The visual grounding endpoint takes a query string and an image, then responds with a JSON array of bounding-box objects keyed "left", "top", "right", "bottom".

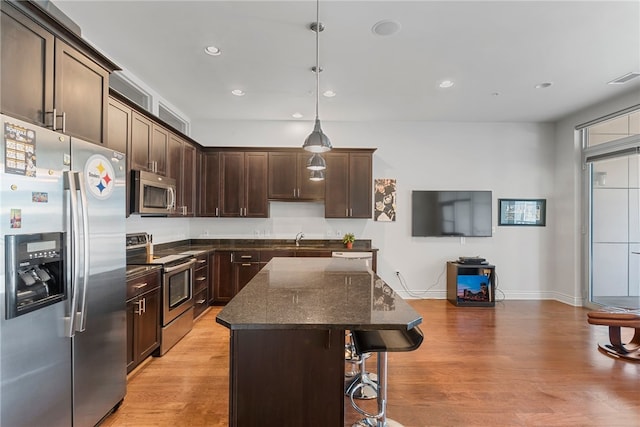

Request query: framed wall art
[
  {"left": 498, "top": 198, "right": 546, "bottom": 226},
  {"left": 374, "top": 178, "right": 396, "bottom": 222}
]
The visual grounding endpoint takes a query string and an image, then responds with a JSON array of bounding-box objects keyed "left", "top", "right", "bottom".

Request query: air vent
[
  {"left": 608, "top": 72, "right": 640, "bottom": 85},
  {"left": 158, "top": 104, "right": 188, "bottom": 134},
  {"left": 109, "top": 73, "right": 151, "bottom": 110}
]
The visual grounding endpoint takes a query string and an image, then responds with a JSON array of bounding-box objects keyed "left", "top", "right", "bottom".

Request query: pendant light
[
  {"left": 307, "top": 153, "right": 326, "bottom": 171},
  {"left": 302, "top": 0, "right": 332, "bottom": 154},
  {"left": 309, "top": 170, "right": 325, "bottom": 181}
]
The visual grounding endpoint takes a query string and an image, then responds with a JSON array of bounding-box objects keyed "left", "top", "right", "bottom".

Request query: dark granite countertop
[
  {"left": 215, "top": 257, "right": 422, "bottom": 331},
  {"left": 148, "top": 238, "right": 378, "bottom": 258}
]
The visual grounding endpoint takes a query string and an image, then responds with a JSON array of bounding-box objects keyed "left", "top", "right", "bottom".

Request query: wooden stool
[{"left": 587, "top": 307, "right": 640, "bottom": 362}]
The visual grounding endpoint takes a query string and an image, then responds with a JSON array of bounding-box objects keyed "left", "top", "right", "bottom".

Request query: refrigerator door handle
[
  {"left": 76, "top": 171, "right": 91, "bottom": 332},
  {"left": 64, "top": 171, "right": 80, "bottom": 338}
]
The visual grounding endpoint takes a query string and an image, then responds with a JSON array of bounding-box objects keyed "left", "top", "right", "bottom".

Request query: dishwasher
[{"left": 332, "top": 251, "right": 373, "bottom": 269}]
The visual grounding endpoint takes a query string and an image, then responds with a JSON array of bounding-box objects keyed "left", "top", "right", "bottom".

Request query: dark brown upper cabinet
[
  {"left": 130, "top": 111, "right": 152, "bottom": 171},
  {"left": 0, "top": 2, "right": 116, "bottom": 145},
  {"left": 168, "top": 134, "right": 197, "bottom": 216},
  {"left": 130, "top": 111, "right": 168, "bottom": 175},
  {"left": 324, "top": 150, "right": 374, "bottom": 219},
  {"left": 150, "top": 124, "right": 168, "bottom": 175},
  {"left": 199, "top": 151, "right": 221, "bottom": 217},
  {"left": 220, "top": 151, "right": 268, "bottom": 218},
  {"left": 268, "top": 151, "right": 325, "bottom": 201},
  {"left": 107, "top": 97, "right": 130, "bottom": 156}
]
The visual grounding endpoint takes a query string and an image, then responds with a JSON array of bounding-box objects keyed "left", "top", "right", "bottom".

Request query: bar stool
[
  {"left": 345, "top": 331, "right": 377, "bottom": 399},
  {"left": 349, "top": 326, "right": 424, "bottom": 427}
]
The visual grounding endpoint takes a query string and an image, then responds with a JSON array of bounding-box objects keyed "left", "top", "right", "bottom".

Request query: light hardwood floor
[{"left": 101, "top": 300, "right": 640, "bottom": 427}]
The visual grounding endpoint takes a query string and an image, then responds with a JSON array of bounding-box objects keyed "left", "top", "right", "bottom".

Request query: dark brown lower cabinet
[
  {"left": 213, "top": 251, "right": 234, "bottom": 304},
  {"left": 229, "top": 328, "right": 344, "bottom": 426},
  {"left": 193, "top": 254, "right": 209, "bottom": 318},
  {"left": 233, "top": 262, "right": 261, "bottom": 293},
  {"left": 126, "top": 272, "right": 161, "bottom": 373}
]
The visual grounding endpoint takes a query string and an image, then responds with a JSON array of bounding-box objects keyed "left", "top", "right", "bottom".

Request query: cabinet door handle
[
  {"left": 345, "top": 208, "right": 349, "bottom": 217},
  {"left": 133, "top": 282, "right": 148, "bottom": 289},
  {"left": 134, "top": 300, "right": 141, "bottom": 315},
  {"left": 241, "top": 263, "right": 252, "bottom": 267},
  {"left": 46, "top": 108, "right": 57, "bottom": 130},
  {"left": 215, "top": 207, "right": 219, "bottom": 217},
  {"left": 196, "top": 276, "right": 207, "bottom": 281},
  {"left": 196, "top": 299, "right": 206, "bottom": 304},
  {"left": 60, "top": 111, "right": 66, "bottom": 134},
  {"left": 240, "top": 255, "right": 253, "bottom": 259},
  {"left": 197, "top": 260, "right": 207, "bottom": 264},
  {"left": 141, "top": 297, "right": 146, "bottom": 314},
  {"left": 45, "top": 109, "right": 66, "bottom": 132}
]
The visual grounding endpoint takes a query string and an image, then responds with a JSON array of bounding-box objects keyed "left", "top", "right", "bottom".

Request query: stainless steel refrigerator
[{"left": 0, "top": 114, "right": 127, "bottom": 426}]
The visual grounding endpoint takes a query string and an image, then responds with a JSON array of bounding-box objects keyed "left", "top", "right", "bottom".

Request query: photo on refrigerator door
[{"left": 4, "top": 121, "right": 36, "bottom": 176}]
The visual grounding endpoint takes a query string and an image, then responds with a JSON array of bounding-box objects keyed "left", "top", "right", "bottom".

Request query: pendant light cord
[{"left": 315, "top": 0, "right": 320, "bottom": 121}]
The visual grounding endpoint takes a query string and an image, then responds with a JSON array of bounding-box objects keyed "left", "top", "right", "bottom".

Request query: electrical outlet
[{"left": 336, "top": 230, "right": 342, "bottom": 237}]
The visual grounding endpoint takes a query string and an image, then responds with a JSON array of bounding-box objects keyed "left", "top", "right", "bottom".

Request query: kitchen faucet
[{"left": 295, "top": 232, "right": 305, "bottom": 247}]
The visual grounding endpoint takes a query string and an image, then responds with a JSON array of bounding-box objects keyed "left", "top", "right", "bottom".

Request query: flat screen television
[{"left": 412, "top": 190, "right": 492, "bottom": 237}]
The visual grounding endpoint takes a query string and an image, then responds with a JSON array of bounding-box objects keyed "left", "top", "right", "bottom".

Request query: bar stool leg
[
  {"left": 351, "top": 352, "right": 404, "bottom": 427},
  {"left": 345, "top": 352, "right": 377, "bottom": 399}
]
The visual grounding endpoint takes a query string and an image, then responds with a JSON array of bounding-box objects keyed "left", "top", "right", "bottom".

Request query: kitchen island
[{"left": 216, "top": 257, "right": 422, "bottom": 427}]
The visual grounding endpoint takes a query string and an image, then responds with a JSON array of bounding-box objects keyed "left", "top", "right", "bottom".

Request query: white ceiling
[{"left": 54, "top": 0, "right": 640, "bottom": 124}]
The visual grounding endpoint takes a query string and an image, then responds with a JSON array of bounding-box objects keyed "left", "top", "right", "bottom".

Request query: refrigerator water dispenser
[{"left": 5, "top": 232, "right": 66, "bottom": 319}]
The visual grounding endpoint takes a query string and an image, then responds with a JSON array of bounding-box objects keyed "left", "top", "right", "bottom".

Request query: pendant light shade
[
  {"left": 309, "top": 170, "right": 325, "bottom": 181},
  {"left": 303, "top": 119, "right": 332, "bottom": 153},
  {"left": 307, "top": 153, "right": 326, "bottom": 171},
  {"left": 303, "top": 0, "right": 332, "bottom": 153}
]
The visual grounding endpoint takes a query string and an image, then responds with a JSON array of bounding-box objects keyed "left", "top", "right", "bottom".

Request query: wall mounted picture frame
[
  {"left": 498, "top": 198, "right": 546, "bottom": 226},
  {"left": 374, "top": 178, "right": 396, "bottom": 222}
]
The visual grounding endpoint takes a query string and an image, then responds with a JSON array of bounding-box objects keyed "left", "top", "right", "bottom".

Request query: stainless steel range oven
[
  {"left": 126, "top": 233, "right": 195, "bottom": 355},
  {"left": 158, "top": 255, "right": 195, "bottom": 355}
]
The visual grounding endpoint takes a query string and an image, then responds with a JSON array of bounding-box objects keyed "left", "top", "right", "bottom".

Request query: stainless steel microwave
[{"left": 131, "top": 170, "right": 176, "bottom": 215}]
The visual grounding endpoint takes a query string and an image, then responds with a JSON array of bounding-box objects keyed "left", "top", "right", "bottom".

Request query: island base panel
[{"left": 229, "top": 328, "right": 345, "bottom": 426}]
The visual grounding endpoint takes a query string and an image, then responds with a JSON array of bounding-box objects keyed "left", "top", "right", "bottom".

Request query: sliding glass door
[
  {"left": 589, "top": 152, "right": 640, "bottom": 307},
  {"left": 583, "top": 108, "right": 640, "bottom": 308}
]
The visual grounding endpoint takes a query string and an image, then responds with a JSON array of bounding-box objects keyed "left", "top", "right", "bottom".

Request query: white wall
[{"left": 129, "top": 119, "right": 559, "bottom": 301}]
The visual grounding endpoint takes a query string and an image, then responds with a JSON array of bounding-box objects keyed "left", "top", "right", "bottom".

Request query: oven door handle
[{"left": 163, "top": 258, "right": 196, "bottom": 273}]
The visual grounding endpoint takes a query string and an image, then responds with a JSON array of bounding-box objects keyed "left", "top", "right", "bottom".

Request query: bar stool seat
[{"left": 349, "top": 326, "right": 424, "bottom": 427}]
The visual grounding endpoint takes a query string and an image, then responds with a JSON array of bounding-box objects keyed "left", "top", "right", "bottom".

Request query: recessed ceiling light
[
  {"left": 323, "top": 90, "right": 336, "bottom": 98},
  {"left": 204, "top": 46, "right": 221, "bottom": 56},
  {"left": 371, "top": 19, "right": 401, "bottom": 37},
  {"left": 231, "top": 89, "right": 245, "bottom": 96},
  {"left": 439, "top": 80, "right": 454, "bottom": 88},
  {"left": 535, "top": 82, "right": 553, "bottom": 89},
  {"left": 292, "top": 112, "right": 303, "bottom": 119},
  {"left": 491, "top": 92, "right": 500, "bottom": 96}
]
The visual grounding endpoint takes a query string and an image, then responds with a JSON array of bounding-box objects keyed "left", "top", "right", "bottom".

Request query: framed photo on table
[{"left": 498, "top": 198, "right": 546, "bottom": 226}]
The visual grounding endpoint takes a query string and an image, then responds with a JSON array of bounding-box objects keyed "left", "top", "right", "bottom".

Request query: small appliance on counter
[{"left": 126, "top": 233, "right": 195, "bottom": 355}]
